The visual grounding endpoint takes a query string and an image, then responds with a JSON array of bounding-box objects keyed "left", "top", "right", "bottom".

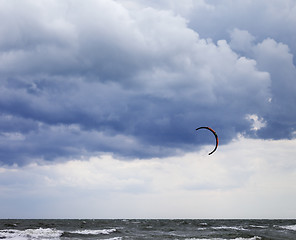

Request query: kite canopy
[{"left": 196, "top": 126, "right": 219, "bottom": 155}]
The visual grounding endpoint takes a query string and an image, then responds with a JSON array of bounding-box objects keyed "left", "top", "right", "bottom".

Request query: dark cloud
[{"left": 0, "top": 0, "right": 295, "bottom": 165}]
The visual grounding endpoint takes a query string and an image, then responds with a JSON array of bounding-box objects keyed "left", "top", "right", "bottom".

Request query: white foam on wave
[
  {"left": 0, "top": 228, "right": 117, "bottom": 239},
  {"left": 249, "top": 225, "right": 267, "bottom": 229},
  {"left": 0, "top": 228, "right": 63, "bottom": 240},
  {"left": 185, "top": 237, "right": 261, "bottom": 240},
  {"left": 211, "top": 226, "right": 248, "bottom": 231},
  {"left": 234, "top": 237, "right": 262, "bottom": 240},
  {"left": 70, "top": 228, "right": 117, "bottom": 235},
  {"left": 197, "top": 227, "right": 207, "bottom": 230},
  {"left": 279, "top": 224, "right": 296, "bottom": 231}
]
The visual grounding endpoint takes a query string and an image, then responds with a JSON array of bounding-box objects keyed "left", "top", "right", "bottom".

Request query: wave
[
  {"left": 69, "top": 228, "right": 117, "bottom": 235},
  {"left": 0, "top": 227, "right": 117, "bottom": 239},
  {"left": 279, "top": 224, "right": 296, "bottom": 231},
  {"left": 185, "top": 237, "right": 261, "bottom": 240},
  {"left": 249, "top": 225, "right": 267, "bottom": 229},
  {"left": 0, "top": 228, "right": 63, "bottom": 239},
  {"left": 211, "top": 226, "right": 248, "bottom": 231}
]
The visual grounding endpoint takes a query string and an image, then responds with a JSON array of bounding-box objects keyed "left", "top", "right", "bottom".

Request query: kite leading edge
[{"left": 196, "top": 126, "right": 219, "bottom": 155}]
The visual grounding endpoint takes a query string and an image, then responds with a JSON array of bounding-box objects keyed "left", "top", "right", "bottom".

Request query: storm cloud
[{"left": 1, "top": 0, "right": 295, "bottom": 165}]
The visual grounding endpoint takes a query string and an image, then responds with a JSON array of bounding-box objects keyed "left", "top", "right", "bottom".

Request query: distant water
[{"left": 1, "top": 219, "right": 296, "bottom": 240}]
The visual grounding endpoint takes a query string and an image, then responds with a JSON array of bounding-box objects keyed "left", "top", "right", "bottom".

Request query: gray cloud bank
[{"left": 0, "top": 0, "right": 295, "bottom": 165}]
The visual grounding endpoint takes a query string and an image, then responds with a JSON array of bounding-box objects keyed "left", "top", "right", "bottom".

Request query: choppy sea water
[{"left": 0, "top": 219, "right": 296, "bottom": 240}]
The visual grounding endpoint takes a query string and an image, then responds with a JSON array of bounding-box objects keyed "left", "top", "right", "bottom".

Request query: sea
[{"left": 0, "top": 219, "right": 296, "bottom": 240}]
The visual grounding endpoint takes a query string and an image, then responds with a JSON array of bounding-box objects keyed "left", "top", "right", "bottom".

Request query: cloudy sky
[{"left": 1, "top": 0, "right": 296, "bottom": 219}]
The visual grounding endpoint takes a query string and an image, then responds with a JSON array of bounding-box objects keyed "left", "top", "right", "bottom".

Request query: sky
[{"left": 0, "top": 0, "right": 296, "bottom": 219}]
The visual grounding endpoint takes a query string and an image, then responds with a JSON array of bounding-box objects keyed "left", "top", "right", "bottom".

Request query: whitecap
[
  {"left": 0, "top": 228, "right": 63, "bottom": 240},
  {"left": 184, "top": 236, "right": 261, "bottom": 240},
  {"left": 249, "top": 225, "right": 267, "bottom": 229},
  {"left": 70, "top": 228, "right": 117, "bottom": 235},
  {"left": 211, "top": 226, "right": 248, "bottom": 231},
  {"left": 279, "top": 224, "right": 296, "bottom": 231}
]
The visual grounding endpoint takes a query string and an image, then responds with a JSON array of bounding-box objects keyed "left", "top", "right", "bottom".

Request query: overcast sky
[{"left": 1, "top": 0, "right": 296, "bottom": 219}]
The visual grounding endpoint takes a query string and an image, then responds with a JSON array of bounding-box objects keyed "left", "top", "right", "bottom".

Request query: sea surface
[{"left": 0, "top": 219, "right": 296, "bottom": 240}]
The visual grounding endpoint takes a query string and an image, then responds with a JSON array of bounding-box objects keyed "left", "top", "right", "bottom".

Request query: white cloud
[
  {"left": 1, "top": 137, "right": 296, "bottom": 218},
  {"left": 246, "top": 114, "right": 266, "bottom": 131}
]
